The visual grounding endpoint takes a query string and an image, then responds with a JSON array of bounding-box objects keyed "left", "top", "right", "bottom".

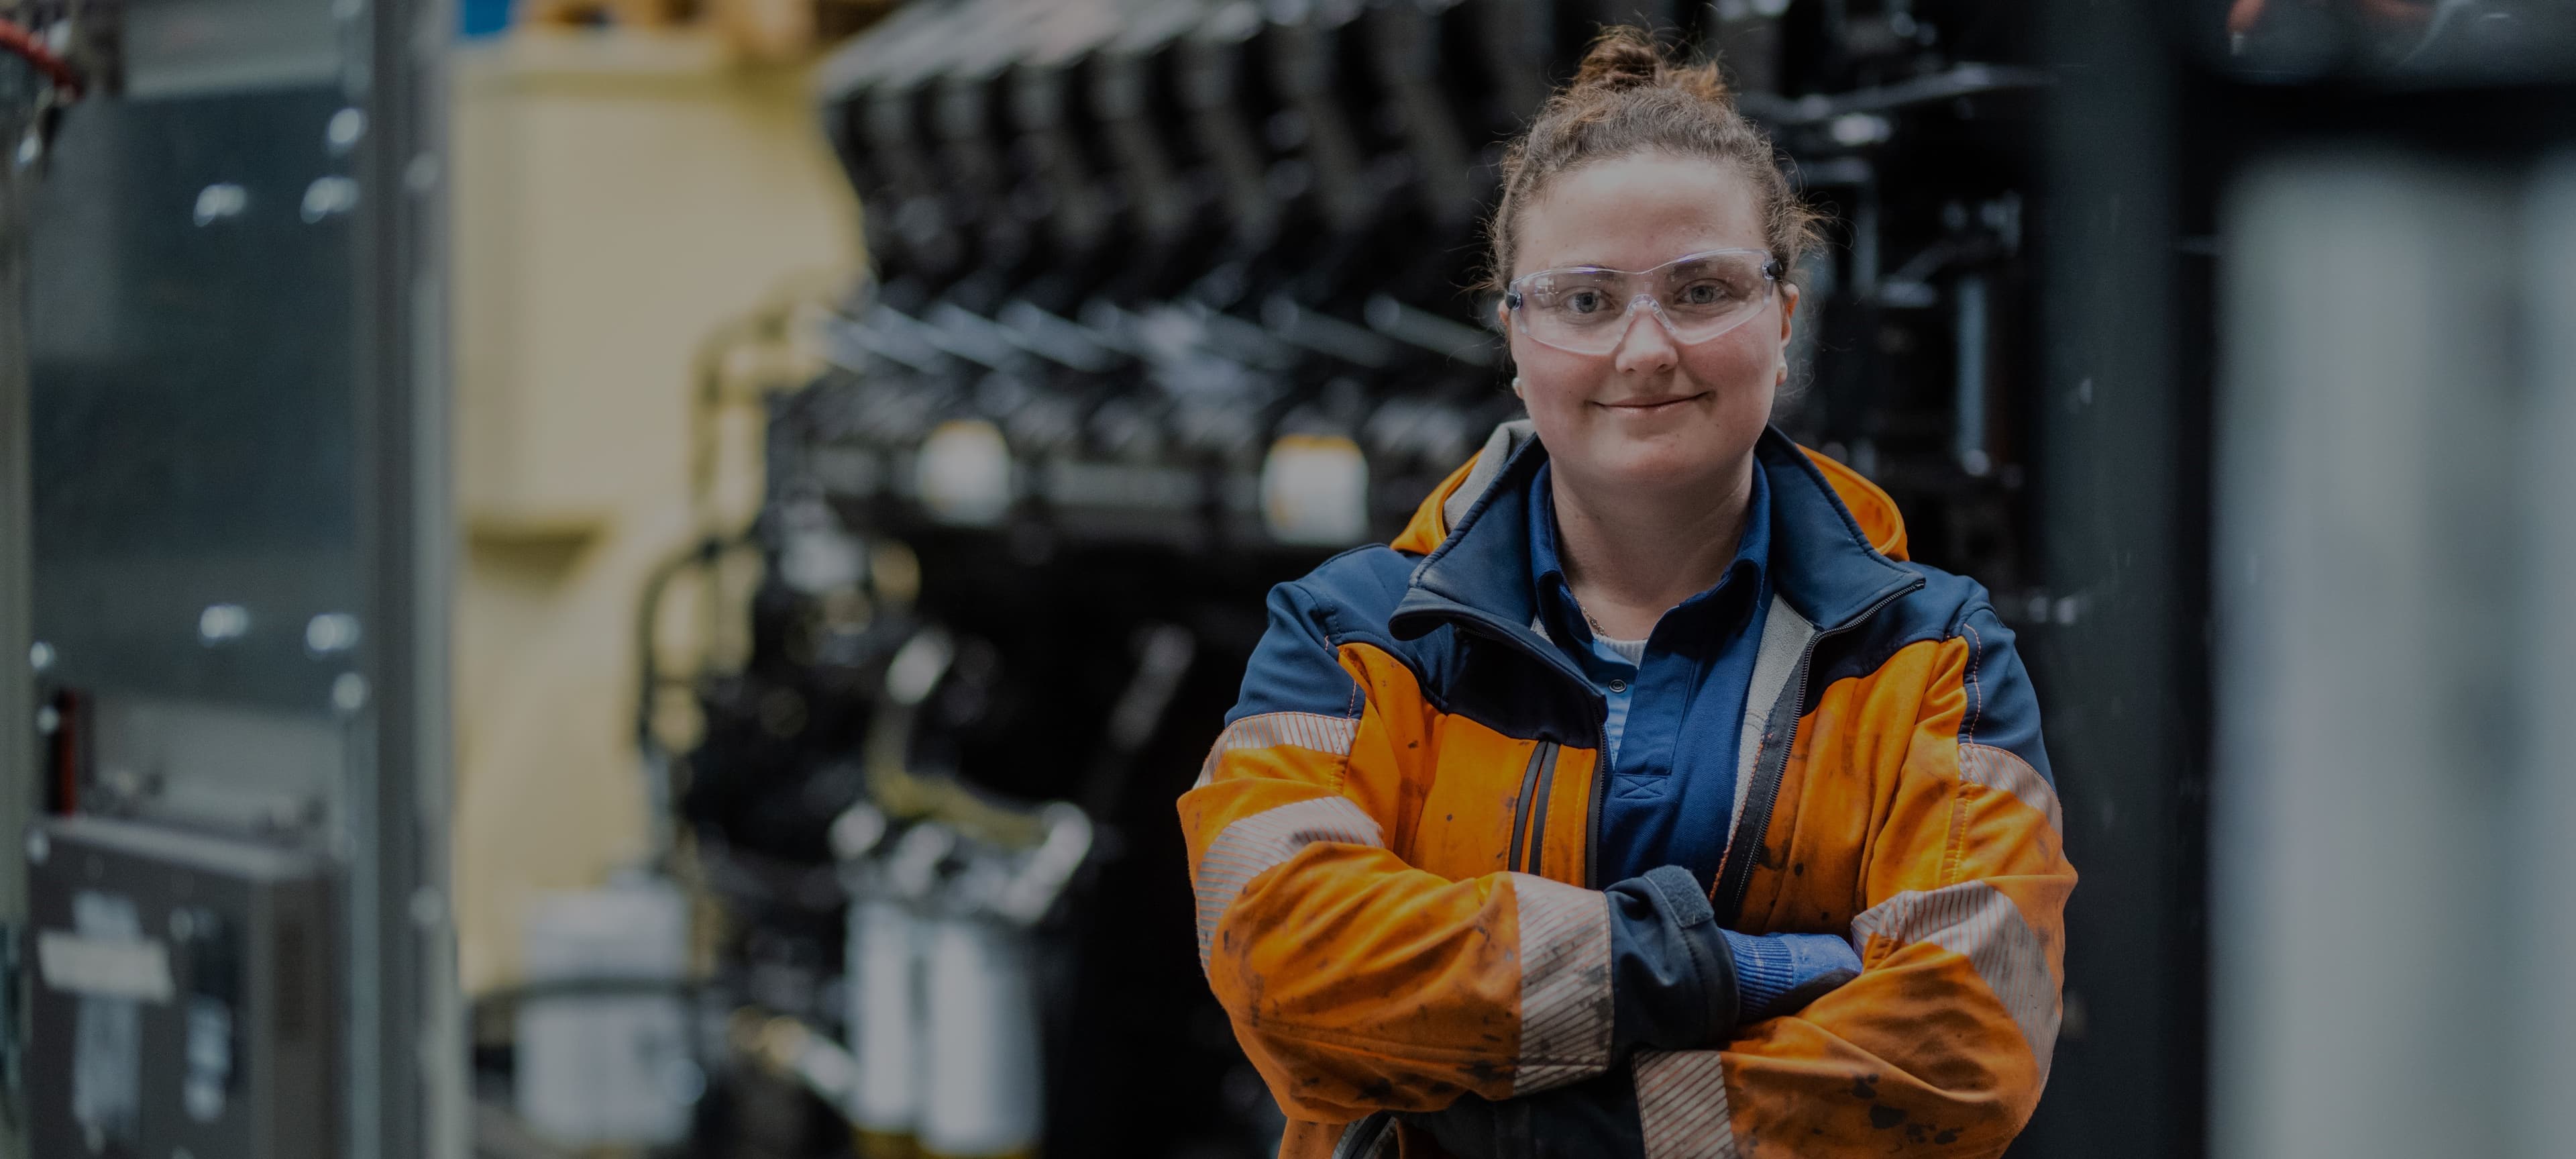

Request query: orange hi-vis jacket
[{"left": 1179, "top": 423, "right": 2074, "bottom": 1158}]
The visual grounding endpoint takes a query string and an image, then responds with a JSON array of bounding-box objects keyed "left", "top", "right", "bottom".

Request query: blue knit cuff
[{"left": 1721, "top": 929, "right": 1862, "bottom": 1022}]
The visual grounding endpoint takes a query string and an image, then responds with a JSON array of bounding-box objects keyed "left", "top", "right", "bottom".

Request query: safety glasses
[{"left": 1503, "top": 248, "right": 1784, "bottom": 356}]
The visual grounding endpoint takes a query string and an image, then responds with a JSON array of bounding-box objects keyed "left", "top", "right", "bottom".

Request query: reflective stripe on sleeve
[
  {"left": 1327, "top": 1113, "right": 1396, "bottom": 1159},
  {"left": 1191, "top": 795, "right": 1384, "bottom": 972},
  {"left": 1633, "top": 1050, "right": 1739, "bottom": 1159},
  {"left": 1507, "top": 873, "right": 1613, "bottom": 1094},
  {"left": 1847, "top": 881, "right": 2060, "bottom": 1083},
  {"left": 1194, "top": 711, "right": 1362, "bottom": 789},
  {"left": 1959, "top": 742, "right": 2063, "bottom": 836}
]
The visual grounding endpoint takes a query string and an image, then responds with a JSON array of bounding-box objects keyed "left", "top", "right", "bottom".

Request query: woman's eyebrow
[{"left": 1532, "top": 248, "right": 1756, "bottom": 274}]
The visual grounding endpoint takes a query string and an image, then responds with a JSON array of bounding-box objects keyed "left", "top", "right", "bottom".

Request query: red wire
[
  {"left": 0, "top": 18, "right": 80, "bottom": 99},
  {"left": 51, "top": 690, "right": 79, "bottom": 815}
]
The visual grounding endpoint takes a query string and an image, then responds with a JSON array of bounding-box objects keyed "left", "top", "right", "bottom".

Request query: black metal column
[{"left": 2016, "top": 1, "right": 2204, "bottom": 1156}]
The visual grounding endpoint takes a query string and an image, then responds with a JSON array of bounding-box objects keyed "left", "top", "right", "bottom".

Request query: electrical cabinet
[
  {"left": 9, "top": 0, "right": 456, "bottom": 1155},
  {"left": 26, "top": 817, "right": 335, "bottom": 1159}
]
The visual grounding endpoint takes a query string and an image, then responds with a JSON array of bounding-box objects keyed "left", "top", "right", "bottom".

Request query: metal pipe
[{"left": 1951, "top": 273, "right": 1989, "bottom": 474}]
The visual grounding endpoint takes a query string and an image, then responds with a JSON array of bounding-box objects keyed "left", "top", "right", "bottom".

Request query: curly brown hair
[{"left": 1483, "top": 27, "right": 1821, "bottom": 292}]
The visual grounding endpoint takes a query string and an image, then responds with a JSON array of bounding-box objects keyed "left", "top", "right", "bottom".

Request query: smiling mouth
[{"left": 1597, "top": 392, "right": 1710, "bottom": 413}]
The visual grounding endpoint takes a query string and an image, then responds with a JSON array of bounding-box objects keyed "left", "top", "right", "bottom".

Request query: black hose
[{"left": 633, "top": 532, "right": 763, "bottom": 838}]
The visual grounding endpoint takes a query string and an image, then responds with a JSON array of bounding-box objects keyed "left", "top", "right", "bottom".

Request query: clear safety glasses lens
[{"left": 1505, "top": 249, "right": 1782, "bottom": 356}]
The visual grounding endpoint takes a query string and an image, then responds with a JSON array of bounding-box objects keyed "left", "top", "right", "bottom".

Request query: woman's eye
[
  {"left": 1678, "top": 282, "right": 1729, "bottom": 306},
  {"left": 1565, "top": 290, "right": 1604, "bottom": 314}
]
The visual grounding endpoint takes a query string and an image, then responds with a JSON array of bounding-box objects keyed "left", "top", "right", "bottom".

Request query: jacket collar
[
  {"left": 1527, "top": 459, "right": 1772, "bottom": 650},
  {"left": 1389, "top": 425, "right": 1919, "bottom": 645}
]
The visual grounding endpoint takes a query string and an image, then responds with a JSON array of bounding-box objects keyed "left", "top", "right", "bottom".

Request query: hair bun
[
  {"left": 1485, "top": 25, "right": 1814, "bottom": 299},
  {"left": 1570, "top": 28, "right": 1735, "bottom": 105},
  {"left": 1572, "top": 28, "right": 1664, "bottom": 92}
]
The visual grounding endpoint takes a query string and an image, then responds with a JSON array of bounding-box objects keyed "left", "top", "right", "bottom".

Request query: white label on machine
[
  {"left": 66, "top": 892, "right": 149, "bottom": 1152},
  {"left": 38, "top": 929, "right": 174, "bottom": 1003}
]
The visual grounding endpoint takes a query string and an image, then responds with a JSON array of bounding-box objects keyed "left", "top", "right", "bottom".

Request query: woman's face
[{"left": 1502, "top": 152, "right": 1796, "bottom": 503}]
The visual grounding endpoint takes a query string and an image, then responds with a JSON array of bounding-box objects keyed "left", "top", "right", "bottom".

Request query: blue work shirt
[{"left": 1526, "top": 461, "right": 1774, "bottom": 887}]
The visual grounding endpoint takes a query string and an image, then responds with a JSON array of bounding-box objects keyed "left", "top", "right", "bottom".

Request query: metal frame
[
  {"left": 0, "top": 92, "right": 33, "bottom": 1159},
  {"left": 346, "top": 0, "right": 460, "bottom": 1155}
]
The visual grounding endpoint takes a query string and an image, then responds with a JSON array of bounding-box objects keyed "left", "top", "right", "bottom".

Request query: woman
[{"left": 1181, "top": 30, "right": 2072, "bottom": 1159}]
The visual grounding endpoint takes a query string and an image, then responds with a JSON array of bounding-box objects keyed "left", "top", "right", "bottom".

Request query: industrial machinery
[
  {"left": 653, "top": 1, "right": 2057, "bottom": 1157},
  {"left": 3, "top": 0, "right": 2571, "bottom": 1156}
]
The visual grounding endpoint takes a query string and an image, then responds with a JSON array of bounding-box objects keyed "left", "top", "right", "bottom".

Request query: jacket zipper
[
  {"left": 1506, "top": 741, "right": 1549, "bottom": 874},
  {"left": 1424, "top": 608, "right": 1611, "bottom": 885},
  {"left": 1711, "top": 578, "right": 1924, "bottom": 925},
  {"left": 1713, "top": 648, "right": 1809, "bottom": 925},
  {"left": 1521, "top": 741, "right": 1559, "bottom": 876},
  {"left": 1580, "top": 717, "right": 1609, "bottom": 888}
]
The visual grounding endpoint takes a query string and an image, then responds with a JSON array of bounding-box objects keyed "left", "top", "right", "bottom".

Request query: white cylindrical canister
[
  {"left": 517, "top": 880, "right": 694, "bottom": 1147},
  {"left": 848, "top": 897, "right": 924, "bottom": 1146},
  {"left": 917, "top": 916, "right": 1042, "bottom": 1159}
]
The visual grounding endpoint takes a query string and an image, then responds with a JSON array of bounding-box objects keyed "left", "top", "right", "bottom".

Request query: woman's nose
[{"left": 1611, "top": 297, "right": 1680, "bottom": 374}]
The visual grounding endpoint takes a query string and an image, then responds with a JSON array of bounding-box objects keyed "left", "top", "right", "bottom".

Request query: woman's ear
[{"left": 1776, "top": 284, "right": 1801, "bottom": 383}]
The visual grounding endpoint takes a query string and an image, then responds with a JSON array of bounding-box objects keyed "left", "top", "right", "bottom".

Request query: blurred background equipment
[
  {"left": 659, "top": 1, "right": 2061, "bottom": 1156},
  {"left": 25, "top": 817, "right": 337, "bottom": 1159},
  {"left": 2, "top": 0, "right": 458, "bottom": 1156},
  {"left": 2, "top": 0, "right": 2573, "bottom": 1158}
]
